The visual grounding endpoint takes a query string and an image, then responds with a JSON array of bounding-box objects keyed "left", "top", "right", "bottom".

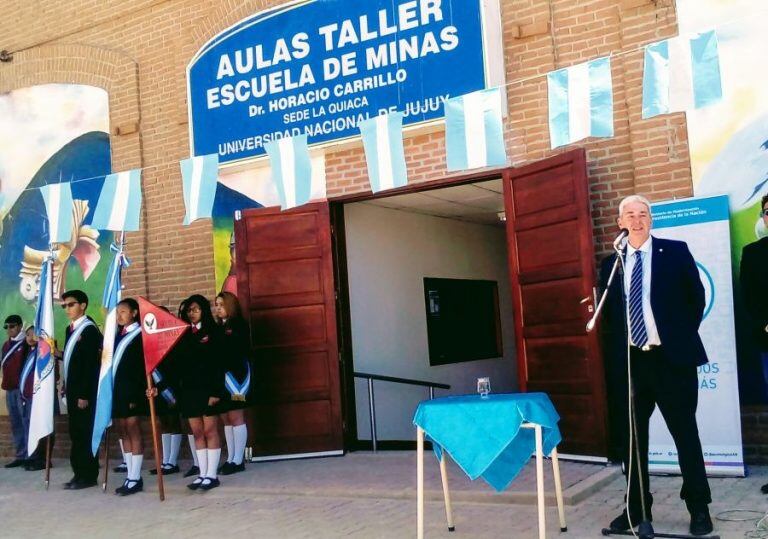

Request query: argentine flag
[
  {"left": 91, "top": 169, "right": 143, "bottom": 232},
  {"left": 265, "top": 135, "right": 313, "bottom": 210},
  {"left": 91, "top": 246, "right": 127, "bottom": 455},
  {"left": 547, "top": 57, "right": 614, "bottom": 149},
  {"left": 27, "top": 255, "right": 55, "bottom": 456},
  {"left": 642, "top": 30, "right": 722, "bottom": 119},
  {"left": 39, "top": 183, "right": 74, "bottom": 243},
  {"left": 445, "top": 88, "right": 507, "bottom": 171},
  {"left": 180, "top": 154, "right": 219, "bottom": 225},
  {"left": 359, "top": 113, "right": 408, "bottom": 193}
]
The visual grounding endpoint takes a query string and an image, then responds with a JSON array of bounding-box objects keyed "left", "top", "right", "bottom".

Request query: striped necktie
[{"left": 629, "top": 250, "right": 648, "bottom": 347}]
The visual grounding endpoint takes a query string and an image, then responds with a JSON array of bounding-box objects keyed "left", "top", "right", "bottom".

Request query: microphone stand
[{"left": 589, "top": 242, "right": 719, "bottom": 539}]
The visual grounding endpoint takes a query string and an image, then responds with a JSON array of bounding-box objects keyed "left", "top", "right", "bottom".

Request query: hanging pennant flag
[
  {"left": 547, "top": 57, "right": 614, "bottom": 149},
  {"left": 265, "top": 135, "right": 313, "bottom": 210},
  {"left": 27, "top": 254, "right": 55, "bottom": 456},
  {"left": 642, "top": 30, "right": 722, "bottom": 119},
  {"left": 180, "top": 154, "right": 219, "bottom": 225},
  {"left": 138, "top": 296, "right": 189, "bottom": 375},
  {"left": 359, "top": 112, "right": 408, "bottom": 193},
  {"left": 39, "top": 183, "right": 74, "bottom": 243},
  {"left": 91, "top": 245, "right": 130, "bottom": 455},
  {"left": 445, "top": 88, "right": 507, "bottom": 171},
  {"left": 91, "top": 169, "right": 143, "bottom": 232}
]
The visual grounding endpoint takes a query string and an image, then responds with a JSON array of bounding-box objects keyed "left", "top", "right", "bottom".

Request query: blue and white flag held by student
[
  {"left": 39, "top": 182, "right": 74, "bottom": 243},
  {"left": 27, "top": 254, "right": 56, "bottom": 456},
  {"left": 265, "top": 135, "right": 313, "bottom": 210},
  {"left": 359, "top": 113, "right": 408, "bottom": 193},
  {"left": 91, "top": 244, "right": 130, "bottom": 455},
  {"left": 91, "top": 169, "right": 143, "bottom": 232},
  {"left": 547, "top": 57, "right": 614, "bottom": 149},
  {"left": 642, "top": 30, "right": 722, "bottom": 119},
  {"left": 445, "top": 88, "right": 507, "bottom": 171},
  {"left": 180, "top": 154, "right": 219, "bottom": 225}
]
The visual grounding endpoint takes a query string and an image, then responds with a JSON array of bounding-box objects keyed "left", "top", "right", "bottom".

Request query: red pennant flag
[{"left": 138, "top": 296, "right": 189, "bottom": 375}]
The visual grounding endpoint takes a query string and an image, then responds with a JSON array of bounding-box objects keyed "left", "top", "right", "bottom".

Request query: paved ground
[{"left": 0, "top": 452, "right": 766, "bottom": 538}]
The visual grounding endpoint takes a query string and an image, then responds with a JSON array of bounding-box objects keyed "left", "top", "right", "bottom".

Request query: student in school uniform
[
  {"left": 214, "top": 292, "right": 251, "bottom": 475},
  {"left": 176, "top": 295, "right": 226, "bottom": 491},
  {"left": 2, "top": 314, "right": 29, "bottom": 468},
  {"left": 111, "top": 298, "right": 147, "bottom": 496},
  {"left": 60, "top": 289, "right": 103, "bottom": 490}
]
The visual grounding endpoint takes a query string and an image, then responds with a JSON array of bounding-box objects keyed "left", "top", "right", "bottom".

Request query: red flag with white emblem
[{"left": 138, "top": 296, "right": 189, "bottom": 374}]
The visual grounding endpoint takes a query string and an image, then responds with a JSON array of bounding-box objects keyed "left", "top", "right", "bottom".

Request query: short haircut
[
  {"left": 62, "top": 289, "right": 89, "bottom": 308},
  {"left": 618, "top": 195, "right": 652, "bottom": 217},
  {"left": 215, "top": 291, "right": 243, "bottom": 320},
  {"left": 761, "top": 194, "right": 768, "bottom": 211},
  {"left": 4, "top": 314, "right": 22, "bottom": 326}
]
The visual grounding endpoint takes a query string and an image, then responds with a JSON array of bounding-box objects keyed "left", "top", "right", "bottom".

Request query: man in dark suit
[
  {"left": 600, "top": 195, "right": 712, "bottom": 536},
  {"left": 739, "top": 193, "right": 768, "bottom": 494},
  {"left": 60, "top": 289, "right": 103, "bottom": 490}
]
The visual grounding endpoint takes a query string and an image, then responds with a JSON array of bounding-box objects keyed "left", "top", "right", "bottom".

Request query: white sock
[
  {"left": 123, "top": 452, "right": 133, "bottom": 472},
  {"left": 161, "top": 433, "right": 171, "bottom": 464},
  {"left": 188, "top": 435, "right": 199, "bottom": 467},
  {"left": 206, "top": 448, "right": 221, "bottom": 479},
  {"left": 119, "top": 439, "right": 127, "bottom": 464},
  {"left": 130, "top": 454, "right": 143, "bottom": 481},
  {"left": 195, "top": 449, "right": 208, "bottom": 478},
  {"left": 233, "top": 424, "right": 248, "bottom": 465},
  {"left": 223, "top": 425, "right": 234, "bottom": 462},
  {"left": 169, "top": 434, "right": 182, "bottom": 466}
]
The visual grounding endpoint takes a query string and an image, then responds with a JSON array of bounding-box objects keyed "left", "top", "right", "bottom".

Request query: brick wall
[{"left": 0, "top": 0, "right": 764, "bottom": 461}]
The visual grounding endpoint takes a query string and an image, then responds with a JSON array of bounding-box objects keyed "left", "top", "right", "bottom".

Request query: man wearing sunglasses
[
  {"left": 59, "top": 290, "right": 103, "bottom": 490},
  {"left": 740, "top": 193, "right": 768, "bottom": 495},
  {"left": 1, "top": 314, "right": 29, "bottom": 468}
]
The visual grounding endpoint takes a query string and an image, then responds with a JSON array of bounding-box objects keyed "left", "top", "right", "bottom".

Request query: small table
[{"left": 412, "top": 393, "right": 567, "bottom": 539}]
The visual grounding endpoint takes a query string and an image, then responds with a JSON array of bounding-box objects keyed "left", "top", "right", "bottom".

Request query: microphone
[{"left": 612, "top": 228, "right": 629, "bottom": 251}]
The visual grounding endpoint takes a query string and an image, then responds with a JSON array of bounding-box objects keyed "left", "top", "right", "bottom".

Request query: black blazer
[
  {"left": 218, "top": 317, "right": 250, "bottom": 380},
  {"left": 64, "top": 320, "right": 103, "bottom": 402},
  {"left": 599, "top": 236, "right": 708, "bottom": 367},
  {"left": 740, "top": 236, "right": 768, "bottom": 350}
]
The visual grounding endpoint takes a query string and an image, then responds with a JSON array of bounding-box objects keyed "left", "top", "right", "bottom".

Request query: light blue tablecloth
[{"left": 412, "top": 393, "right": 562, "bottom": 492}]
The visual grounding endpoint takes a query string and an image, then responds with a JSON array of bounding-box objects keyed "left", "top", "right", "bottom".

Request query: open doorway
[{"left": 341, "top": 179, "right": 518, "bottom": 447}]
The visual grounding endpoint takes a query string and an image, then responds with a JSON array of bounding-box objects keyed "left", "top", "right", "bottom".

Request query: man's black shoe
[
  {"left": 689, "top": 508, "right": 713, "bottom": 536},
  {"left": 70, "top": 479, "right": 98, "bottom": 490},
  {"left": 761, "top": 482, "right": 768, "bottom": 494},
  {"left": 183, "top": 465, "right": 200, "bottom": 478},
  {"left": 4, "top": 458, "right": 26, "bottom": 468},
  {"left": 24, "top": 460, "right": 45, "bottom": 471},
  {"left": 62, "top": 477, "right": 78, "bottom": 489},
  {"left": 608, "top": 509, "right": 652, "bottom": 532}
]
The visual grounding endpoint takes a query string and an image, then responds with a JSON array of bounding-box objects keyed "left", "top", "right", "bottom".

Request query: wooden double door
[{"left": 234, "top": 149, "right": 608, "bottom": 459}]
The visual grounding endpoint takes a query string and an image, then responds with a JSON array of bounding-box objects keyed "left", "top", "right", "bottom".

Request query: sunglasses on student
[{"left": 61, "top": 301, "right": 79, "bottom": 309}]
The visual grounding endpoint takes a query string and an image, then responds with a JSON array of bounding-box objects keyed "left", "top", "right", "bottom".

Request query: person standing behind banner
[
  {"left": 739, "top": 193, "right": 768, "bottom": 494},
  {"left": 60, "top": 290, "right": 103, "bottom": 490},
  {"left": 111, "top": 298, "right": 147, "bottom": 496},
  {"left": 177, "top": 295, "right": 225, "bottom": 491},
  {"left": 19, "top": 325, "right": 56, "bottom": 471},
  {"left": 215, "top": 292, "right": 251, "bottom": 475},
  {"left": 2, "top": 314, "right": 29, "bottom": 468},
  {"left": 600, "top": 195, "right": 712, "bottom": 536}
]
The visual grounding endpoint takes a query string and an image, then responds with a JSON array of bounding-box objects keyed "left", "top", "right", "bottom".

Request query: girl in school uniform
[
  {"left": 214, "top": 291, "right": 251, "bottom": 475},
  {"left": 111, "top": 298, "right": 147, "bottom": 496},
  {"left": 176, "top": 294, "right": 226, "bottom": 491}
]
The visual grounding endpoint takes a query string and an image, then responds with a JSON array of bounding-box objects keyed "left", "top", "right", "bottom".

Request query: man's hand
[
  {"left": 77, "top": 399, "right": 88, "bottom": 409},
  {"left": 208, "top": 396, "right": 220, "bottom": 406}
]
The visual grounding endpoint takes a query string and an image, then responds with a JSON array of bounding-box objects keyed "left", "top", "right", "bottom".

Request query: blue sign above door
[{"left": 187, "top": 0, "right": 490, "bottom": 163}]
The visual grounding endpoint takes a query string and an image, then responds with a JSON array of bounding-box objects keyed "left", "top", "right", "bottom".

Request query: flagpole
[
  {"left": 44, "top": 434, "right": 51, "bottom": 490},
  {"left": 101, "top": 427, "right": 110, "bottom": 491},
  {"left": 45, "top": 241, "right": 55, "bottom": 492},
  {"left": 146, "top": 374, "right": 165, "bottom": 501}
]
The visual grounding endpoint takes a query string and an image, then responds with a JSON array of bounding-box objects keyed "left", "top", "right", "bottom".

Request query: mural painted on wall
[
  {"left": 678, "top": 0, "right": 768, "bottom": 401},
  {"left": 0, "top": 84, "right": 111, "bottom": 345}
]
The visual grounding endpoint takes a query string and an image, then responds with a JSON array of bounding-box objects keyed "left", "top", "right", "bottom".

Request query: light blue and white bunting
[
  {"left": 39, "top": 183, "right": 74, "bottom": 243},
  {"left": 91, "top": 169, "right": 143, "bottom": 232},
  {"left": 91, "top": 244, "right": 130, "bottom": 455},
  {"left": 445, "top": 87, "right": 507, "bottom": 171},
  {"left": 547, "top": 57, "right": 614, "bottom": 149},
  {"left": 359, "top": 113, "right": 408, "bottom": 193},
  {"left": 180, "top": 154, "right": 219, "bottom": 225},
  {"left": 642, "top": 30, "right": 722, "bottom": 119},
  {"left": 265, "top": 135, "right": 313, "bottom": 210}
]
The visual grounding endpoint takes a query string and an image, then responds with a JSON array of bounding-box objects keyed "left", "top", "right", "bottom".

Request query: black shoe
[
  {"left": 761, "top": 482, "right": 768, "bottom": 494},
  {"left": 63, "top": 477, "right": 78, "bottom": 490},
  {"left": 115, "top": 479, "right": 129, "bottom": 495},
  {"left": 184, "top": 465, "right": 200, "bottom": 478},
  {"left": 689, "top": 508, "right": 713, "bottom": 536},
  {"left": 225, "top": 462, "right": 245, "bottom": 475},
  {"left": 187, "top": 476, "right": 205, "bottom": 490},
  {"left": 70, "top": 479, "right": 98, "bottom": 490},
  {"left": 118, "top": 478, "right": 143, "bottom": 496},
  {"left": 608, "top": 509, "right": 652, "bottom": 532},
  {"left": 24, "top": 460, "right": 45, "bottom": 471},
  {"left": 199, "top": 477, "right": 220, "bottom": 491},
  {"left": 113, "top": 462, "right": 128, "bottom": 473},
  {"left": 218, "top": 461, "right": 233, "bottom": 474},
  {"left": 4, "top": 458, "right": 26, "bottom": 468}
]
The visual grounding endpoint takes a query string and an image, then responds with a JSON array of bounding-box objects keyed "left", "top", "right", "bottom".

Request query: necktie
[{"left": 628, "top": 250, "right": 648, "bottom": 347}]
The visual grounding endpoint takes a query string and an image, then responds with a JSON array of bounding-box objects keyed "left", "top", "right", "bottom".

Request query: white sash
[
  {"left": 19, "top": 349, "right": 36, "bottom": 394},
  {"left": 0, "top": 339, "right": 24, "bottom": 369},
  {"left": 63, "top": 319, "right": 95, "bottom": 383}
]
